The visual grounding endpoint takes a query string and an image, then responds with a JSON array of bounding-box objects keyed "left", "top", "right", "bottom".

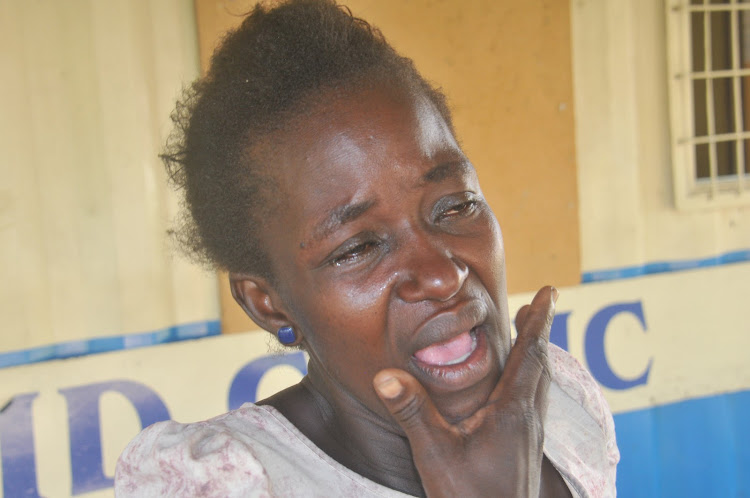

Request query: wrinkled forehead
[{"left": 253, "top": 83, "right": 461, "bottom": 186}]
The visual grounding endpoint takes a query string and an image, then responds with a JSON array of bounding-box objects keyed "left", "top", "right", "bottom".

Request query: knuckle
[
  {"left": 504, "top": 398, "right": 540, "bottom": 424},
  {"left": 515, "top": 407, "right": 545, "bottom": 445},
  {"left": 391, "top": 392, "right": 426, "bottom": 426},
  {"left": 503, "top": 396, "right": 534, "bottom": 419},
  {"left": 525, "top": 335, "right": 549, "bottom": 363},
  {"left": 539, "top": 360, "right": 552, "bottom": 386}
]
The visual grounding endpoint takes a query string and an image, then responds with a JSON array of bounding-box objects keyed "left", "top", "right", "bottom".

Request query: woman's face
[{"left": 254, "top": 84, "right": 511, "bottom": 423}]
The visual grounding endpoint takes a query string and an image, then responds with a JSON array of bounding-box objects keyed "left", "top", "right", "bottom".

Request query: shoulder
[
  {"left": 548, "top": 344, "right": 617, "bottom": 440},
  {"left": 546, "top": 344, "right": 620, "bottom": 498},
  {"left": 115, "top": 402, "right": 412, "bottom": 498},
  {"left": 115, "top": 404, "right": 274, "bottom": 497}
]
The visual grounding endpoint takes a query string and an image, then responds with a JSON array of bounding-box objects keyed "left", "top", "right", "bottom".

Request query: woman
[{"left": 115, "top": 1, "right": 618, "bottom": 496}]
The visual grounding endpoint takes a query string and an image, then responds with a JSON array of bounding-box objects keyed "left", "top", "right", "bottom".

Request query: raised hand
[{"left": 373, "top": 286, "right": 558, "bottom": 498}]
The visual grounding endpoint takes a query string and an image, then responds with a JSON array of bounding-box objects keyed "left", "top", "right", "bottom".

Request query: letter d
[{"left": 59, "top": 380, "right": 169, "bottom": 495}]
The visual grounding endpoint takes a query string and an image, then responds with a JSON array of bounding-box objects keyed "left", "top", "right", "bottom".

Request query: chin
[
  {"left": 432, "top": 365, "right": 501, "bottom": 424},
  {"left": 437, "top": 389, "right": 494, "bottom": 424}
]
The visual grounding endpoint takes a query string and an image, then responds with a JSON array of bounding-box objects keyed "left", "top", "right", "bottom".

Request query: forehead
[{"left": 265, "top": 84, "right": 462, "bottom": 190}]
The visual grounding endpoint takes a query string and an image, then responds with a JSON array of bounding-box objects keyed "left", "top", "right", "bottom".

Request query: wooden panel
[{"left": 193, "top": 0, "right": 580, "bottom": 333}]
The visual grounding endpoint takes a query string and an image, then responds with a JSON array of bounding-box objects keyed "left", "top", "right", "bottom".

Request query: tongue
[{"left": 414, "top": 331, "right": 473, "bottom": 365}]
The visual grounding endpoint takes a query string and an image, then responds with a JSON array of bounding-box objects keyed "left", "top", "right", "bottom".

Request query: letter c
[
  {"left": 585, "top": 301, "right": 652, "bottom": 390},
  {"left": 228, "top": 352, "right": 307, "bottom": 411}
]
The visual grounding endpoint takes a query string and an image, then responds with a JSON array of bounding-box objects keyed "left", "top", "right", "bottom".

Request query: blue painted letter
[
  {"left": 59, "top": 380, "right": 170, "bottom": 495},
  {"left": 0, "top": 393, "right": 42, "bottom": 497},
  {"left": 550, "top": 311, "right": 571, "bottom": 352},
  {"left": 228, "top": 352, "right": 307, "bottom": 410},
  {"left": 585, "top": 301, "right": 652, "bottom": 390}
]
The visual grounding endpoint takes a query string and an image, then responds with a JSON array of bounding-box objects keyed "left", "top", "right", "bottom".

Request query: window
[{"left": 667, "top": 0, "right": 750, "bottom": 208}]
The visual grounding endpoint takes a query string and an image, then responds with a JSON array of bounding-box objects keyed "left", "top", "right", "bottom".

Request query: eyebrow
[
  {"left": 310, "top": 199, "right": 376, "bottom": 243},
  {"left": 306, "top": 161, "right": 472, "bottom": 246},
  {"left": 422, "top": 160, "right": 473, "bottom": 183}
]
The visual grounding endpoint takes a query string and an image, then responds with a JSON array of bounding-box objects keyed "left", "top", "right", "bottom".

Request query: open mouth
[{"left": 413, "top": 328, "right": 478, "bottom": 366}]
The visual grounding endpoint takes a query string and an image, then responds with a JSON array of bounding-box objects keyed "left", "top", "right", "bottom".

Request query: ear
[{"left": 229, "top": 273, "right": 296, "bottom": 338}]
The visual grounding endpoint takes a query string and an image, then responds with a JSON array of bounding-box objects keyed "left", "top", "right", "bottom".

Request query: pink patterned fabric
[
  {"left": 544, "top": 345, "right": 619, "bottom": 497},
  {"left": 115, "top": 345, "right": 618, "bottom": 497}
]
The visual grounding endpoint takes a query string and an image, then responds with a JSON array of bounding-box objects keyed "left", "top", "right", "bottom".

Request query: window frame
[{"left": 666, "top": 0, "right": 750, "bottom": 209}]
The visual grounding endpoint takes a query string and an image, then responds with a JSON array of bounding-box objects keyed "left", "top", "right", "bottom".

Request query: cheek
[
  {"left": 486, "top": 214, "right": 505, "bottom": 267},
  {"left": 467, "top": 212, "right": 505, "bottom": 266},
  {"left": 464, "top": 214, "right": 506, "bottom": 304},
  {"left": 295, "top": 276, "right": 393, "bottom": 362}
]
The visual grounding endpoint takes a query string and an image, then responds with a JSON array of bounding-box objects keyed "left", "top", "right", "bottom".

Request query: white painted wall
[
  {"left": 571, "top": 0, "right": 750, "bottom": 273},
  {"left": 0, "top": 0, "right": 218, "bottom": 353}
]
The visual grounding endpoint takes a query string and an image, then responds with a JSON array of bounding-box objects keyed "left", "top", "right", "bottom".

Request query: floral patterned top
[{"left": 115, "top": 345, "right": 618, "bottom": 497}]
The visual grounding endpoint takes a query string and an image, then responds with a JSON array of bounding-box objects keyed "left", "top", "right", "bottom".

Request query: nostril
[
  {"left": 452, "top": 257, "right": 469, "bottom": 276},
  {"left": 396, "top": 252, "right": 468, "bottom": 303}
]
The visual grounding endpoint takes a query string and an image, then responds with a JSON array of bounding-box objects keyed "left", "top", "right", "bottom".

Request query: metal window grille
[{"left": 667, "top": 0, "right": 750, "bottom": 209}]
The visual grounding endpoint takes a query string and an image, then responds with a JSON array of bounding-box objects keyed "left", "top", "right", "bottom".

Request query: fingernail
[
  {"left": 375, "top": 376, "right": 403, "bottom": 399},
  {"left": 551, "top": 286, "right": 559, "bottom": 303}
]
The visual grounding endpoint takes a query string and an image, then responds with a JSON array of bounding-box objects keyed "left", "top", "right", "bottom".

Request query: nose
[{"left": 395, "top": 234, "right": 469, "bottom": 303}]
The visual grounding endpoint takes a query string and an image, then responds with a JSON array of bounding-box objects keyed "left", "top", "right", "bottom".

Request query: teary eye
[
  {"left": 331, "top": 240, "right": 379, "bottom": 267},
  {"left": 441, "top": 200, "right": 477, "bottom": 217},
  {"left": 435, "top": 196, "right": 479, "bottom": 222}
]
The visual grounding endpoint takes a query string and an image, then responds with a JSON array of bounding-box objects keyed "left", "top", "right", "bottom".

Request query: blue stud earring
[{"left": 277, "top": 326, "right": 297, "bottom": 345}]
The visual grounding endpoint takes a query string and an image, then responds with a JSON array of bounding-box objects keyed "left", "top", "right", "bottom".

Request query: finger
[
  {"left": 533, "top": 289, "right": 558, "bottom": 420},
  {"left": 491, "top": 286, "right": 558, "bottom": 402},
  {"left": 533, "top": 341, "right": 553, "bottom": 422},
  {"left": 373, "top": 369, "right": 452, "bottom": 451},
  {"left": 514, "top": 304, "right": 530, "bottom": 335}
]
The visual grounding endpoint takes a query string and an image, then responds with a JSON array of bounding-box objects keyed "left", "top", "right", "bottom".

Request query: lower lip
[{"left": 410, "top": 326, "right": 494, "bottom": 392}]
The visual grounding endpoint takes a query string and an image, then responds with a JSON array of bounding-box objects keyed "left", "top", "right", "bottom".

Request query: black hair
[{"left": 163, "top": 0, "right": 454, "bottom": 279}]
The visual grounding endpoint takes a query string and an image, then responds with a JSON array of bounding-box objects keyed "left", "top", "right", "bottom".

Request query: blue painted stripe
[
  {"left": 614, "top": 389, "right": 750, "bottom": 497},
  {"left": 582, "top": 248, "right": 750, "bottom": 283},
  {"left": 0, "top": 320, "right": 221, "bottom": 370}
]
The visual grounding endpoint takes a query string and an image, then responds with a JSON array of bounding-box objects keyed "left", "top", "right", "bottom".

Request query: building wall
[
  {"left": 571, "top": 1, "right": 750, "bottom": 495},
  {"left": 0, "top": 0, "right": 219, "bottom": 360},
  {"left": 572, "top": 0, "right": 750, "bottom": 276}
]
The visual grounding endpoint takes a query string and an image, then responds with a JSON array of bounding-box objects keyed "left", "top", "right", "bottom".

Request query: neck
[{"left": 261, "top": 366, "right": 425, "bottom": 497}]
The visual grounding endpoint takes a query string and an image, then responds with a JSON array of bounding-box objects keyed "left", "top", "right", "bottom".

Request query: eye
[
  {"left": 441, "top": 200, "right": 476, "bottom": 217},
  {"left": 435, "top": 196, "right": 479, "bottom": 222},
  {"left": 330, "top": 240, "right": 380, "bottom": 267}
]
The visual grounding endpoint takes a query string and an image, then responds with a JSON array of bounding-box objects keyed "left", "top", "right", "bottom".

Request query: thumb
[{"left": 373, "top": 369, "right": 450, "bottom": 444}]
